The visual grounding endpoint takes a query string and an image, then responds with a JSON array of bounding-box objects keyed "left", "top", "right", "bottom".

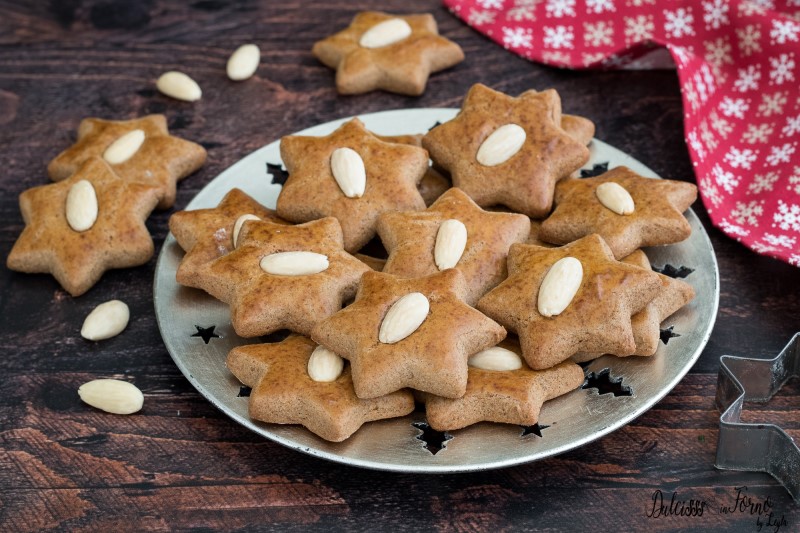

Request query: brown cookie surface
[{"left": 377, "top": 132, "right": 451, "bottom": 206}]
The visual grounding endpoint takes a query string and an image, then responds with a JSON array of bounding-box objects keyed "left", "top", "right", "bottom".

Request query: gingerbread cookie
[
  {"left": 169, "top": 188, "right": 287, "bottom": 294},
  {"left": 539, "top": 166, "right": 698, "bottom": 259},
  {"left": 277, "top": 118, "right": 428, "bottom": 252},
  {"left": 7, "top": 157, "right": 160, "bottom": 296},
  {"left": 423, "top": 337, "right": 584, "bottom": 431},
  {"left": 312, "top": 269, "right": 506, "bottom": 399},
  {"left": 377, "top": 187, "right": 530, "bottom": 305},
  {"left": 312, "top": 11, "right": 464, "bottom": 96},
  {"left": 477, "top": 235, "right": 662, "bottom": 370},
  {"left": 48, "top": 114, "right": 206, "bottom": 209},
  {"left": 561, "top": 114, "right": 595, "bottom": 146},
  {"left": 377, "top": 133, "right": 451, "bottom": 206},
  {"left": 204, "top": 217, "right": 370, "bottom": 337},
  {"left": 227, "top": 335, "right": 414, "bottom": 442},
  {"left": 422, "top": 84, "right": 590, "bottom": 218}
]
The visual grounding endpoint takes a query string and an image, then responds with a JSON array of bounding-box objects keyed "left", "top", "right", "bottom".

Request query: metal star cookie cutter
[{"left": 715, "top": 332, "right": 800, "bottom": 501}]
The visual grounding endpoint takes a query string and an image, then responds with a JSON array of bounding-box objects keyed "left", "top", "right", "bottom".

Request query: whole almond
[
  {"left": 476, "top": 124, "right": 526, "bottom": 166},
  {"left": 227, "top": 44, "right": 260, "bottom": 81},
  {"left": 65, "top": 179, "right": 98, "bottom": 232},
  {"left": 307, "top": 345, "right": 344, "bottom": 382},
  {"left": 596, "top": 182, "right": 635, "bottom": 215},
  {"left": 379, "top": 292, "right": 429, "bottom": 344},
  {"left": 81, "top": 300, "right": 130, "bottom": 340},
  {"left": 103, "top": 129, "right": 146, "bottom": 165},
  {"left": 537, "top": 256, "right": 583, "bottom": 317},
  {"left": 78, "top": 379, "right": 143, "bottom": 415},
  {"left": 434, "top": 219, "right": 467, "bottom": 270},
  {"left": 468, "top": 346, "right": 523, "bottom": 371},
  {"left": 156, "top": 71, "right": 202, "bottom": 102},
  {"left": 233, "top": 213, "right": 260, "bottom": 248},
  {"left": 330, "top": 147, "right": 366, "bottom": 198},
  {"left": 359, "top": 18, "right": 412, "bottom": 48},
  {"left": 260, "top": 251, "right": 329, "bottom": 276}
]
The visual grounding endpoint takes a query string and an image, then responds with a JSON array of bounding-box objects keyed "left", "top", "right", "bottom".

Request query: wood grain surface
[{"left": 1, "top": 1, "right": 800, "bottom": 531}]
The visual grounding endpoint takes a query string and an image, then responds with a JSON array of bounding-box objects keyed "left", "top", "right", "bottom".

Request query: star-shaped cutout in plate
[
  {"left": 477, "top": 235, "right": 662, "bottom": 370},
  {"left": 48, "top": 114, "right": 207, "bottom": 209},
  {"left": 7, "top": 157, "right": 160, "bottom": 296},
  {"left": 422, "top": 84, "right": 590, "bottom": 218},
  {"left": 312, "top": 269, "right": 506, "bottom": 399},
  {"left": 277, "top": 118, "right": 428, "bottom": 252},
  {"left": 205, "top": 217, "right": 370, "bottom": 337},
  {"left": 169, "top": 188, "right": 287, "bottom": 296},
  {"left": 377, "top": 187, "right": 531, "bottom": 305},
  {"left": 312, "top": 11, "right": 464, "bottom": 95},
  {"left": 227, "top": 335, "right": 415, "bottom": 442},
  {"left": 539, "top": 166, "right": 698, "bottom": 259}
]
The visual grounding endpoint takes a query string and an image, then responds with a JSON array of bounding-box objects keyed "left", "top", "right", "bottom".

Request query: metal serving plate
[{"left": 154, "top": 108, "right": 719, "bottom": 473}]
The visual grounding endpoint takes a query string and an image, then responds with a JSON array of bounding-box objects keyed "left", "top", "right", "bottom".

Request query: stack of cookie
[
  {"left": 169, "top": 83, "right": 697, "bottom": 442},
  {"left": 7, "top": 115, "right": 206, "bottom": 296}
]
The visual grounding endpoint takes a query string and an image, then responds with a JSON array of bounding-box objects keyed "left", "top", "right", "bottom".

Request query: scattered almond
[
  {"left": 227, "top": 44, "right": 260, "bottom": 81},
  {"left": 233, "top": 214, "right": 260, "bottom": 248},
  {"left": 103, "top": 129, "right": 146, "bottom": 165},
  {"left": 330, "top": 147, "right": 366, "bottom": 198},
  {"left": 307, "top": 345, "right": 344, "bottom": 382},
  {"left": 434, "top": 219, "right": 467, "bottom": 270},
  {"left": 156, "top": 71, "right": 202, "bottom": 102},
  {"left": 476, "top": 124, "right": 526, "bottom": 166},
  {"left": 78, "top": 379, "right": 143, "bottom": 415},
  {"left": 359, "top": 18, "right": 412, "bottom": 48},
  {"left": 596, "top": 182, "right": 635, "bottom": 215},
  {"left": 379, "top": 292, "right": 429, "bottom": 344},
  {"left": 537, "top": 256, "right": 583, "bottom": 317},
  {"left": 65, "top": 179, "right": 98, "bottom": 232},
  {"left": 468, "top": 346, "right": 523, "bottom": 371},
  {"left": 81, "top": 300, "right": 130, "bottom": 340},
  {"left": 260, "top": 251, "right": 329, "bottom": 276}
]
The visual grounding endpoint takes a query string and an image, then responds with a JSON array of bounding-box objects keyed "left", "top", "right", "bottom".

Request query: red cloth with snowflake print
[{"left": 444, "top": 0, "right": 800, "bottom": 265}]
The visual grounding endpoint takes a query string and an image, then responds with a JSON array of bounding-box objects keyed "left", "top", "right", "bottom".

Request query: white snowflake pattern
[
  {"left": 774, "top": 200, "right": 800, "bottom": 231},
  {"left": 502, "top": 26, "right": 534, "bottom": 48},
  {"left": 733, "top": 65, "right": 761, "bottom": 92},
  {"left": 710, "top": 110, "right": 733, "bottom": 138},
  {"left": 766, "top": 143, "right": 796, "bottom": 166},
  {"left": 791, "top": 255, "right": 800, "bottom": 266},
  {"left": 705, "top": 37, "right": 733, "bottom": 67},
  {"left": 703, "top": 0, "right": 729, "bottom": 29},
  {"left": 758, "top": 92, "right": 787, "bottom": 116},
  {"left": 703, "top": 182, "right": 724, "bottom": 208},
  {"left": 546, "top": 0, "right": 575, "bottom": 18},
  {"left": 742, "top": 123, "right": 774, "bottom": 144},
  {"left": 751, "top": 241, "right": 780, "bottom": 254},
  {"left": 664, "top": 8, "right": 695, "bottom": 39},
  {"left": 542, "top": 51, "right": 572, "bottom": 64},
  {"left": 684, "top": 80, "right": 699, "bottom": 111},
  {"left": 669, "top": 44, "right": 694, "bottom": 66},
  {"left": 507, "top": 0, "right": 537, "bottom": 21},
  {"left": 790, "top": 166, "right": 800, "bottom": 194},
  {"left": 584, "top": 21, "right": 614, "bottom": 47},
  {"left": 770, "top": 19, "right": 800, "bottom": 44},
  {"left": 736, "top": 25, "right": 762, "bottom": 56},
  {"left": 687, "top": 130, "right": 706, "bottom": 160},
  {"left": 712, "top": 164, "right": 740, "bottom": 193},
  {"left": 478, "top": 0, "right": 505, "bottom": 9},
  {"left": 624, "top": 15, "right": 654, "bottom": 44},
  {"left": 543, "top": 25, "right": 574, "bottom": 48},
  {"left": 763, "top": 233, "right": 797, "bottom": 248},
  {"left": 782, "top": 114, "right": 800, "bottom": 136},
  {"left": 719, "top": 218, "right": 750, "bottom": 237},
  {"left": 701, "top": 64, "right": 716, "bottom": 96},
  {"left": 724, "top": 147, "right": 757, "bottom": 168},
  {"left": 719, "top": 97, "right": 749, "bottom": 119},
  {"left": 700, "top": 120, "right": 718, "bottom": 150},
  {"left": 731, "top": 200, "right": 764, "bottom": 226},
  {"left": 748, "top": 172, "right": 779, "bottom": 194},
  {"left": 468, "top": 9, "right": 497, "bottom": 26},
  {"left": 586, "top": 0, "right": 616, "bottom": 14},
  {"left": 693, "top": 72, "right": 708, "bottom": 104},
  {"left": 769, "top": 53, "right": 795, "bottom": 85},
  {"left": 739, "top": 0, "right": 774, "bottom": 17},
  {"left": 582, "top": 52, "right": 606, "bottom": 66}
]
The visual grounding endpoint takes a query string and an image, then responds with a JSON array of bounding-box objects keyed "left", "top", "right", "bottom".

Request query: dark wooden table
[{"left": 2, "top": 1, "right": 799, "bottom": 531}]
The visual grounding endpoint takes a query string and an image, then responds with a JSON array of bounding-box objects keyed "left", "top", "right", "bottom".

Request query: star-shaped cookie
[
  {"left": 205, "top": 217, "right": 370, "bottom": 337},
  {"left": 422, "top": 84, "right": 590, "bottom": 218},
  {"left": 539, "top": 166, "right": 698, "bottom": 259},
  {"left": 277, "top": 118, "right": 428, "bottom": 252},
  {"left": 168, "top": 188, "right": 287, "bottom": 296},
  {"left": 477, "top": 235, "right": 662, "bottom": 370},
  {"left": 312, "top": 269, "right": 506, "bottom": 399},
  {"left": 48, "top": 114, "right": 207, "bottom": 209},
  {"left": 423, "top": 337, "right": 585, "bottom": 431},
  {"left": 376, "top": 187, "right": 530, "bottom": 305},
  {"left": 377, "top": 132, "right": 450, "bottom": 206},
  {"left": 227, "top": 335, "right": 415, "bottom": 442},
  {"left": 312, "top": 11, "right": 464, "bottom": 96},
  {"left": 7, "top": 157, "right": 160, "bottom": 296}
]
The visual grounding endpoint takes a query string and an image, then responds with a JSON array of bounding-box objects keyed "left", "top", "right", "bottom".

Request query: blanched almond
[
  {"left": 233, "top": 214, "right": 260, "bottom": 248},
  {"left": 81, "top": 300, "right": 130, "bottom": 340},
  {"left": 227, "top": 44, "right": 260, "bottom": 81},
  {"left": 476, "top": 124, "right": 526, "bottom": 166},
  {"left": 78, "top": 379, "right": 143, "bottom": 415},
  {"left": 359, "top": 18, "right": 412, "bottom": 48},
  {"left": 260, "top": 251, "right": 329, "bottom": 276},
  {"left": 537, "top": 256, "right": 583, "bottom": 317},
  {"left": 379, "top": 292, "right": 429, "bottom": 344},
  {"left": 434, "top": 219, "right": 467, "bottom": 270},
  {"left": 156, "top": 71, "right": 202, "bottom": 102},
  {"left": 596, "top": 182, "right": 635, "bottom": 215},
  {"left": 307, "top": 345, "right": 344, "bottom": 382},
  {"left": 65, "top": 179, "right": 98, "bottom": 232},
  {"left": 330, "top": 147, "right": 366, "bottom": 198},
  {"left": 103, "top": 129, "right": 145, "bottom": 165},
  {"left": 468, "top": 346, "right": 523, "bottom": 371}
]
